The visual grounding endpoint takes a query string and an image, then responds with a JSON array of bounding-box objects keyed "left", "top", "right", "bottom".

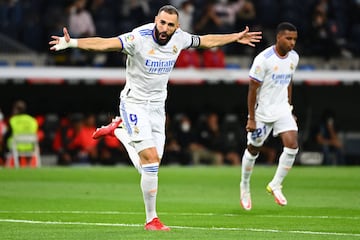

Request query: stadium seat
[
  {"left": 202, "top": 49, "right": 226, "bottom": 68},
  {"left": 15, "top": 60, "right": 34, "bottom": 67},
  {"left": 0, "top": 60, "right": 9, "bottom": 66},
  {"left": 6, "top": 134, "right": 41, "bottom": 168},
  {"left": 175, "top": 49, "right": 201, "bottom": 68},
  {"left": 343, "top": 132, "right": 360, "bottom": 164},
  {"left": 298, "top": 151, "right": 323, "bottom": 165}
]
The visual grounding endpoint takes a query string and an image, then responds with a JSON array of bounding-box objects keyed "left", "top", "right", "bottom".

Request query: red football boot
[
  {"left": 144, "top": 218, "right": 170, "bottom": 231},
  {"left": 92, "top": 117, "right": 122, "bottom": 139}
]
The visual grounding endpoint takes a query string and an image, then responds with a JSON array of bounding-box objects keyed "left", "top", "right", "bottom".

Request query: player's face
[
  {"left": 276, "top": 30, "right": 298, "bottom": 56},
  {"left": 154, "top": 11, "right": 179, "bottom": 45}
]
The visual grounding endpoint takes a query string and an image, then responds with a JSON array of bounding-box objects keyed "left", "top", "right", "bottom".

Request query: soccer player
[
  {"left": 239, "top": 22, "right": 299, "bottom": 211},
  {"left": 49, "top": 5, "right": 262, "bottom": 230}
]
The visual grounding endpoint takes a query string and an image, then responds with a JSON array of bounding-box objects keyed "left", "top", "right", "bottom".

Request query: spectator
[
  {"left": 68, "top": 0, "right": 96, "bottom": 38},
  {"left": 192, "top": 112, "right": 224, "bottom": 165},
  {"left": 0, "top": 0, "right": 24, "bottom": 40},
  {"left": 348, "top": 0, "right": 360, "bottom": 56},
  {"left": 52, "top": 113, "right": 81, "bottom": 165},
  {"left": 97, "top": 114, "right": 132, "bottom": 165},
  {"left": 195, "top": 0, "right": 244, "bottom": 33},
  {"left": 307, "top": 0, "right": 352, "bottom": 59},
  {"left": 221, "top": 114, "right": 245, "bottom": 165},
  {"left": 68, "top": 0, "right": 96, "bottom": 65},
  {"left": 174, "top": 114, "right": 199, "bottom": 165},
  {"left": 196, "top": 0, "right": 246, "bottom": 54},
  {"left": 163, "top": 114, "right": 184, "bottom": 165},
  {"left": 236, "top": 0, "right": 256, "bottom": 27},
  {"left": 120, "top": 0, "right": 151, "bottom": 27},
  {"left": 169, "top": 0, "right": 184, "bottom": 8},
  {"left": 235, "top": 0, "right": 259, "bottom": 56},
  {"left": 67, "top": 113, "right": 99, "bottom": 164},
  {"left": 90, "top": 0, "right": 115, "bottom": 37},
  {"left": 316, "top": 109, "right": 345, "bottom": 165},
  {"left": 194, "top": 1, "right": 219, "bottom": 34},
  {"left": 178, "top": 0, "right": 195, "bottom": 33},
  {"left": 306, "top": 9, "right": 341, "bottom": 60},
  {"left": 211, "top": 0, "right": 245, "bottom": 33},
  {"left": 0, "top": 108, "right": 7, "bottom": 165},
  {"left": 3, "top": 100, "right": 39, "bottom": 167}
]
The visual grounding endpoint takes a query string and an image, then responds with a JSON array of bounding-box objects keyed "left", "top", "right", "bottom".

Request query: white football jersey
[
  {"left": 249, "top": 46, "right": 299, "bottom": 122},
  {"left": 118, "top": 23, "right": 193, "bottom": 103}
]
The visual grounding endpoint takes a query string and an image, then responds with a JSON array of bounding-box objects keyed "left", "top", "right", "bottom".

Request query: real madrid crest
[
  {"left": 134, "top": 126, "right": 140, "bottom": 134},
  {"left": 173, "top": 45, "right": 178, "bottom": 54},
  {"left": 290, "top": 63, "right": 294, "bottom": 70}
]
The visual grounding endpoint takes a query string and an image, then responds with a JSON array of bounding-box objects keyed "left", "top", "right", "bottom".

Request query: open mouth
[{"left": 159, "top": 32, "right": 168, "bottom": 40}]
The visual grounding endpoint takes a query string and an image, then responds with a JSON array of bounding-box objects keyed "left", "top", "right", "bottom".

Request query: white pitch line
[
  {"left": 0, "top": 218, "right": 359, "bottom": 238},
  {"left": 0, "top": 210, "right": 359, "bottom": 220}
]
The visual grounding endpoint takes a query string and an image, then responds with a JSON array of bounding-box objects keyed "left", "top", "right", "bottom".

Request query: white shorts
[
  {"left": 119, "top": 99, "right": 166, "bottom": 157},
  {"left": 247, "top": 112, "right": 298, "bottom": 147}
]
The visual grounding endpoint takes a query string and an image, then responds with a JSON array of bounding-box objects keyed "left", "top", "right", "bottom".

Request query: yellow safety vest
[{"left": 8, "top": 114, "right": 38, "bottom": 152}]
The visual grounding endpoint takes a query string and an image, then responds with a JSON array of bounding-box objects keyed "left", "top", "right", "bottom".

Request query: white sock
[
  {"left": 114, "top": 128, "right": 141, "bottom": 173},
  {"left": 241, "top": 149, "right": 258, "bottom": 187},
  {"left": 269, "top": 147, "right": 298, "bottom": 188},
  {"left": 141, "top": 163, "right": 159, "bottom": 223}
]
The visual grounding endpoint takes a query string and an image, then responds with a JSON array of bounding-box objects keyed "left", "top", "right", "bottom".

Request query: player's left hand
[
  {"left": 49, "top": 27, "right": 76, "bottom": 51},
  {"left": 246, "top": 119, "right": 256, "bottom": 132},
  {"left": 237, "top": 26, "right": 262, "bottom": 47}
]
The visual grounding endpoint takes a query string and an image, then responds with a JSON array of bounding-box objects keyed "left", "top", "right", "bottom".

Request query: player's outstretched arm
[
  {"left": 49, "top": 27, "right": 122, "bottom": 52},
  {"left": 199, "top": 26, "right": 262, "bottom": 49}
]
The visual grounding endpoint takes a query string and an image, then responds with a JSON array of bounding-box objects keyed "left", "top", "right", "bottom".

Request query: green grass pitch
[{"left": 0, "top": 166, "right": 359, "bottom": 240}]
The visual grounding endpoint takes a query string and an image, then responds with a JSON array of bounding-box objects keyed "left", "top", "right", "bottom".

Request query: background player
[
  {"left": 240, "top": 22, "right": 299, "bottom": 211},
  {"left": 49, "top": 5, "right": 262, "bottom": 230}
]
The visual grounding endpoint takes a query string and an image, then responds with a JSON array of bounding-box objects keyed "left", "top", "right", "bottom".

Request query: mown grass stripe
[{"left": 0, "top": 218, "right": 359, "bottom": 238}]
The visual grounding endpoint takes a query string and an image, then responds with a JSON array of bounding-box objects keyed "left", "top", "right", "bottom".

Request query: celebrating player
[
  {"left": 49, "top": 5, "right": 261, "bottom": 230},
  {"left": 240, "top": 22, "right": 299, "bottom": 211}
]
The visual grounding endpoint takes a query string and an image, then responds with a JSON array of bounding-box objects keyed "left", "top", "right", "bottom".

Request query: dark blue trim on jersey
[
  {"left": 249, "top": 75, "right": 262, "bottom": 83},
  {"left": 118, "top": 36, "right": 124, "bottom": 51},
  {"left": 120, "top": 101, "right": 132, "bottom": 135},
  {"left": 263, "top": 47, "right": 275, "bottom": 59},
  {"left": 139, "top": 29, "right": 153, "bottom": 36},
  {"left": 138, "top": 27, "right": 157, "bottom": 43},
  {"left": 151, "top": 27, "right": 158, "bottom": 43}
]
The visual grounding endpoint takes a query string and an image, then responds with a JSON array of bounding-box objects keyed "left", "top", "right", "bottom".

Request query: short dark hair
[
  {"left": 158, "top": 5, "right": 179, "bottom": 17},
  {"left": 276, "top": 22, "right": 297, "bottom": 35},
  {"left": 12, "top": 100, "right": 27, "bottom": 114}
]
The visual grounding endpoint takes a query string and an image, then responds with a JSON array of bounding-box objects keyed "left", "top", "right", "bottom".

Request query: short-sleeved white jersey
[
  {"left": 118, "top": 23, "right": 193, "bottom": 103},
  {"left": 249, "top": 46, "right": 299, "bottom": 122}
]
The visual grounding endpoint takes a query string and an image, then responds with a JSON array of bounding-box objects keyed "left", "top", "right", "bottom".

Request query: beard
[{"left": 154, "top": 26, "right": 173, "bottom": 46}]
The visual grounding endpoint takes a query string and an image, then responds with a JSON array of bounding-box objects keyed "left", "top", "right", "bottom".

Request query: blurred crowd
[
  {"left": 0, "top": 99, "right": 351, "bottom": 167},
  {"left": 0, "top": 0, "right": 359, "bottom": 66},
  {"left": 0, "top": 102, "right": 284, "bottom": 166}
]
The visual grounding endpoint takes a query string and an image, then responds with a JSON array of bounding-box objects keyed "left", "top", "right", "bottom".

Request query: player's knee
[
  {"left": 247, "top": 144, "right": 260, "bottom": 156},
  {"left": 283, "top": 147, "right": 299, "bottom": 156},
  {"left": 139, "top": 147, "right": 160, "bottom": 164}
]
